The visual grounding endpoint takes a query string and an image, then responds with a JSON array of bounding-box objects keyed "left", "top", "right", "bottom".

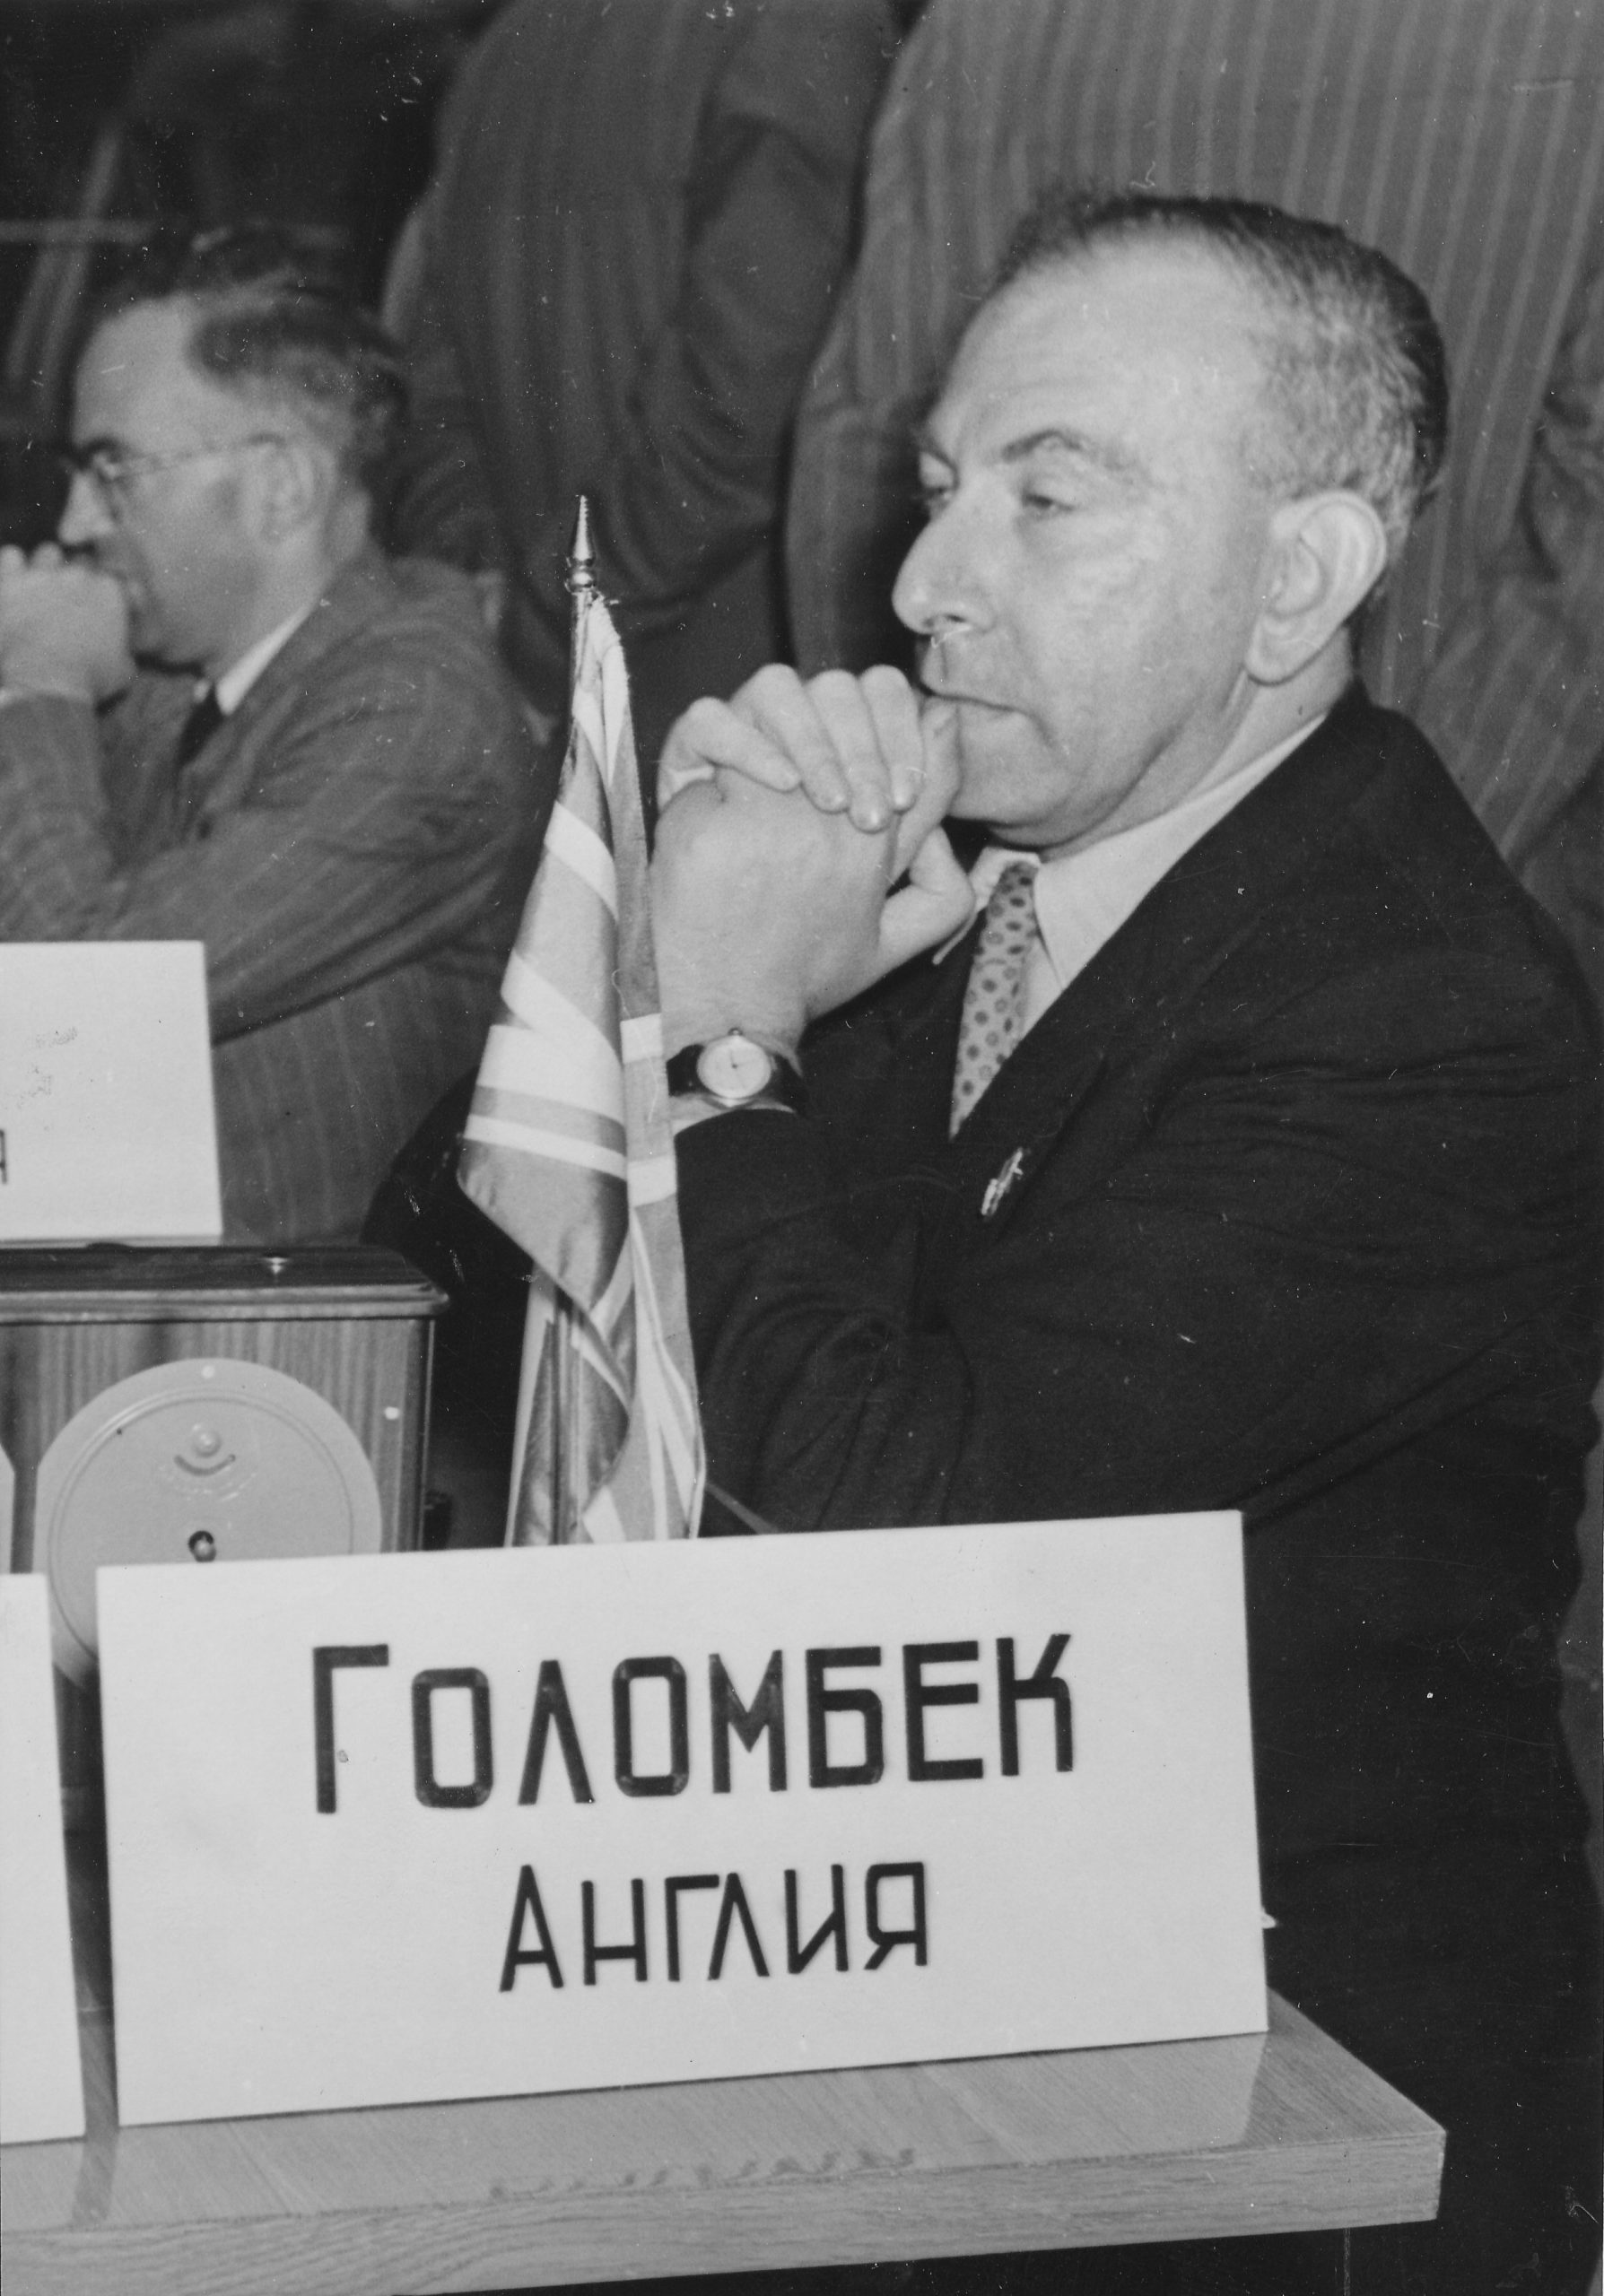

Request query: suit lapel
[
  {"left": 104, "top": 676, "right": 197, "bottom": 857},
  {"left": 806, "top": 929, "right": 971, "bottom": 1176},
  {"left": 173, "top": 549, "right": 398, "bottom": 820},
  {"left": 923, "top": 687, "right": 1392, "bottom": 1237}
]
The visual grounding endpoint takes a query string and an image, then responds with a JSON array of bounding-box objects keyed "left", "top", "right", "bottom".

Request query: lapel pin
[{"left": 981, "top": 1148, "right": 1025, "bottom": 1220}]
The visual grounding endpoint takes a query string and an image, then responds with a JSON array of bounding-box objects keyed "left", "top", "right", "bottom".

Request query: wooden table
[
  {"left": 3, "top": 1811, "right": 1443, "bottom": 2292},
  {"left": 4, "top": 1980, "right": 1442, "bottom": 2295}
]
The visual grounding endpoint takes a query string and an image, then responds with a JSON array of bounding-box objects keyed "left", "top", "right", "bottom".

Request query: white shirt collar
[
  {"left": 205, "top": 603, "right": 315, "bottom": 716},
  {"left": 963, "top": 714, "right": 1327, "bottom": 1029}
]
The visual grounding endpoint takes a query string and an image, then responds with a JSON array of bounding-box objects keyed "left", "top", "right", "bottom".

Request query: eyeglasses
[{"left": 55, "top": 434, "right": 283, "bottom": 514}]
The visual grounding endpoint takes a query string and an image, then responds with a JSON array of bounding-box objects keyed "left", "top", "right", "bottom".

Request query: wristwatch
[{"left": 665, "top": 1031, "right": 806, "bottom": 1114}]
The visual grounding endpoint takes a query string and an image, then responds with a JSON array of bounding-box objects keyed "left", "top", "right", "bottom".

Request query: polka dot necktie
[{"left": 949, "top": 858, "right": 1040, "bottom": 1135}]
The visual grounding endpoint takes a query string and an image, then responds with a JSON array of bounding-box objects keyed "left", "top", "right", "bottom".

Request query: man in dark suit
[
  {"left": 384, "top": 0, "right": 897, "bottom": 783},
  {"left": 0, "top": 229, "right": 547, "bottom": 1244},
  {"left": 650, "top": 195, "right": 1601, "bottom": 2293}
]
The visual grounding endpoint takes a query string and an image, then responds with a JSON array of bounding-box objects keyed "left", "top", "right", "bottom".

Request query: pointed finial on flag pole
[
  {"left": 545, "top": 494, "right": 599, "bottom": 1539},
  {"left": 567, "top": 496, "right": 596, "bottom": 612}
]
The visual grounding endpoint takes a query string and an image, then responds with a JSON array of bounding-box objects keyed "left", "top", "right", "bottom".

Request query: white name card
[
  {"left": 0, "top": 942, "right": 222, "bottom": 1243},
  {"left": 0, "top": 1577, "right": 86, "bottom": 2144},
  {"left": 99, "top": 1518, "right": 1266, "bottom": 2128}
]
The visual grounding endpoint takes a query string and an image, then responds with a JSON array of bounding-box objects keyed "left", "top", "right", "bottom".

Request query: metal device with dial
[{"left": 31, "top": 1358, "right": 383, "bottom": 1683}]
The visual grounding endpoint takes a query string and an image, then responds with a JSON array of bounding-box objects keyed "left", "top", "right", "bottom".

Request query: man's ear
[
  {"left": 1246, "top": 492, "right": 1389, "bottom": 685},
  {"left": 248, "top": 433, "right": 331, "bottom": 546}
]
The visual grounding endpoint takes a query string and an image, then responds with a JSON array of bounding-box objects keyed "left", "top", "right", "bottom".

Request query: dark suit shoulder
[
  {"left": 1189, "top": 688, "right": 1600, "bottom": 1062},
  {"left": 1343, "top": 696, "right": 1579, "bottom": 958}
]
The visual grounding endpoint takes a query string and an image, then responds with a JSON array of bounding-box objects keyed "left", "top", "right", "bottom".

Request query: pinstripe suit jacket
[
  {"left": 0, "top": 547, "right": 548, "bottom": 1243},
  {"left": 789, "top": 0, "right": 1604, "bottom": 874}
]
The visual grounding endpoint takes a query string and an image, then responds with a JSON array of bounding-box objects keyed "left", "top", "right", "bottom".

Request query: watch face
[{"left": 697, "top": 1035, "right": 775, "bottom": 1100}]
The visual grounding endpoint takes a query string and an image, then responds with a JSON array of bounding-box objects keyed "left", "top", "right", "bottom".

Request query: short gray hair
[
  {"left": 991, "top": 189, "right": 1450, "bottom": 565},
  {"left": 88, "top": 224, "right": 406, "bottom": 493}
]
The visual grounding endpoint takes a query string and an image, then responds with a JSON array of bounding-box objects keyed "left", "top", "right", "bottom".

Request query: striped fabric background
[
  {"left": 458, "top": 587, "right": 705, "bottom": 1545},
  {"left": 789, "top": 0, "right": 1604, "bottom": 871}
]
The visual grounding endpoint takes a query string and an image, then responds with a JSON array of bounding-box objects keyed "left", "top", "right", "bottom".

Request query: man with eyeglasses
[{"left": 0, "top": 228, "right": 547, "bottom": 1244}]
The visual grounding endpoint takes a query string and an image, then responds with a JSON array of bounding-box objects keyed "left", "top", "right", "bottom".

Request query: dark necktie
[
  {"left": 174, "top": 686, "right": 225, "bottom": 770},
  {"left": 949, "top": 858, "right": 1040, "bottom": 1135}
]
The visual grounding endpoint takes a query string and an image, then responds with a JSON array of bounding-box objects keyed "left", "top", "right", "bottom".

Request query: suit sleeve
[
  {"left": 785, "top": 300, "right": 924, "bottom": 678},
  {"left": 1413, "top": 247, "right": 1604, "bottom": 871},
  {"left": 495, "top": 4, "right": 895, "bottom": 696},
  {"left": 382, "top": 243, "right": 507, "bottom": 582},
  {"left": 0, "top": 653, "right": 537, "bottom": 1043},
  {"left": 676, "top": 946, "right": 1600, "bottom": 1532},
  {"left": 785, "top": 4, "right": 956, "bottom": 678}
]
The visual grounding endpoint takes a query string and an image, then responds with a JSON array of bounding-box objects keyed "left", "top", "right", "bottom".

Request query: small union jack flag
[{"left": 458, "top": 535, "right": 704, "bottom": 1544}]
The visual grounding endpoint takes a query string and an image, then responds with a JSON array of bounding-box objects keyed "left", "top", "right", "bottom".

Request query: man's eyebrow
[
  {"left": 1000, "top": 426, "right": 1144, "bottom": 480},
  {"left": 911, "top": 422, "right": 1146, "bottom": 482}
]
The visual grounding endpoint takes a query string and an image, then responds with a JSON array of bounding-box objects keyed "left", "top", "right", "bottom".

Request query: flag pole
[
  {"left": 466, "top": 490, "right": 706, "bottom": 1545},
  {"left": 567, "top": 494, "right": 596, "bottom": 610},
  {"left": 545, "top": 499, "right": 597, "bottom": 1540}
]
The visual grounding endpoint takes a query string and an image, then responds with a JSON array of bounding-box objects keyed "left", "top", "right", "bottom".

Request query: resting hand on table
[
  {"left": 0, "top": 544, "right": 134, "bottom": 705},
  {"left": 652, "top": 668, "right": 972, "bottom": 1058}
]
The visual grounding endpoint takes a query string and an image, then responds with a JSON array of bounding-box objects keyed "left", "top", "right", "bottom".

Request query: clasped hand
[
  {"left": 651, "top": 665, "right": 974, "bottom": 1057},
  {"left": 0, "top": 544, "right": 134, "bottom": 704}
]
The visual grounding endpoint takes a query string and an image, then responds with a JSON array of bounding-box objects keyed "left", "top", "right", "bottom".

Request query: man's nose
[
  {"left": 57, "top": 470, "right": 115, "bottom": 549},
  {"left": 891, "top": 502, "right": 986, "bottom": 642}
]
